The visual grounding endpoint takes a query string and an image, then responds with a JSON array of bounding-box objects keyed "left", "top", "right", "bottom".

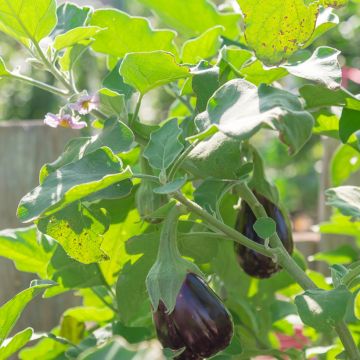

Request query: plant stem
[
  {"left": 31, "top": 38, "right": 74, "bottom": 93},
  {"left": 130, "top": 94, "right": 143, "bottom": 127},
  {"left": 172, "top": 192, "right": 273, "bottom": 257},
  {"left": 335, "top": 322, "right": 360, "bottom": 360},
  {"left": 132, "top": 173, "right": 160, "bottom": 182},
  {"left": 11, "top": 73, "right": 69, "bottom": 97},
  {"left": 91, "top": 287, "right": 117, "bottom": 313},
  {"left": 168, "top": 139, "right": 200, "bottom": 180},
  {"left": 229, "top": 183, "right": 360, "bottom": 358},
  {"left": 96, "top": 263, "right": 116, "bottom": 299}
]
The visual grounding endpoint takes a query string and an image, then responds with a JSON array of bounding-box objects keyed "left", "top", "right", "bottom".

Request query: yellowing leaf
[{"left": 239, "top": 0, "right": 319, "bottom": 65}]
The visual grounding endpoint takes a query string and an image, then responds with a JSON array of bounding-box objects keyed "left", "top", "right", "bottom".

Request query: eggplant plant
[{"left": 0, "top": 0, "right": 359, "bottom": 359}]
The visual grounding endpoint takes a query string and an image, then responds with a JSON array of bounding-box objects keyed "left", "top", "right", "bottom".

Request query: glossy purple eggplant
[
  {"left": 153, "top": 273, "right": 233, "bottom": 359},
  {"left": 234, "top": 192, "right": 293, "bottom": 278}
]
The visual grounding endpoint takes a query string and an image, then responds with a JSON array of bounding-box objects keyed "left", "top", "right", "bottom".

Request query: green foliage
[
  {"left": 89, "top": 9, "right": 176, "bottom": 58},
  {"left": 295, "top": 286, "right": 351, "bottom": 331},
  {"left": 120, "top": 51, "right": 190, "bottom": 94},
  {"left": 0, "top": 0, "right": 57, "bottom": 46},
  {"left": 0, "top": 328, "right": 33, "bottom": 360},
  {"left": 18, "top": 147, "right": 132, "bottom": 222},
  {"left": 0, "top": 280, "right": 54, "bottom": 345},
  {"left": 0, "top": 0, "right": 359, "bottom": 358}
]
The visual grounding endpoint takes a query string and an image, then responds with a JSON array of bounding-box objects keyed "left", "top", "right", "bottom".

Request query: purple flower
[
  {"left": 44, "top": 113, "right": 87, "bottom": 129},
  {"left": 69, "top": 94, "right": 99, "bottom": 115}
]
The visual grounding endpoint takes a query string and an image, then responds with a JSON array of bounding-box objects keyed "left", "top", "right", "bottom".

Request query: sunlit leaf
[
  {"left": 0, "top": 0, "right": 57, "bottom": 46},
  {"left": 195, "top": 79, "right": 313, "bottom": 154},
  {"left": 326, "top": 186, "right": 360, "bottom": 218},
  {"left": 89, "top": 9, "right": 177, "bottom": 58},
  {"left": 0, "top": 328, "right": 33, "bottom": 360},
  {"left": 0, "top": 280, "right": 54, "bottom": 345},
  {"left": 18, "top": 147, "right": 133, "bottom": 222},
  {"left": 37, "top": 202, "right": 110, "bottom": 264},
  {"left": 309, "top": 245, "right": 358, "bottom": 265},
  {"left": 181, "top": 26, "right": 224, "bottom": 64},
  {"left": 47, "top": 246, "right": 105, "bottom": 289},
  {"left": 0, "top": 57, "right": 10, "bottom": 77},
  {"left": 0, "top": 226, "right": 54, "bottom": 278},
  {"left": 295, "top": 286, "right": 351, "bottom": 331},
  {"left": 284, "top": 47, "right": 341, "bottom": 89},
  {"left": 54, "top": 26, "right": 102, "bottom": 50},
  {"left": 120, "top": 51, "right": 190, "bottom": 94},
  {"left": 40, "top": 119, "right": 133, "bottom": 180},
  {"left": 238, "top": 0, "right": 319, "bottom": 65},
  {"left": 136, "top": 0, "right": 240, "bottom": 39},
  {"left": 98, "top": 88, "right": 127, "bottom": 119}
]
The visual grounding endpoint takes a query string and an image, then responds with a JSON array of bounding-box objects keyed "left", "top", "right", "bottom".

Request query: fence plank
[{"left": 0, "top": 121, "right": 81, "bottom": 334}]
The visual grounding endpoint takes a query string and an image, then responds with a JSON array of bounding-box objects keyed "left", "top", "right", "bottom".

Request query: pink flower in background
[
  {"left": 44, "top": 113, "right": 87, "bottom": 129},
  {"left": 69, "top": 94, "right": 99, "bottom": 115}
]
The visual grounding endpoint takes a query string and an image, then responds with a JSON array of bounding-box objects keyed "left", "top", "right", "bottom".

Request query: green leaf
[
  {"left": 0, "top": 0, "right": 57, "bottom": 46},
  {"left": 0, "top": 328, "right": 33, "bottom": 360},
  {"left": 54, "top": 26, "right": 102, "bottom": 50},
  {"left": 0, "top": 226, "right": 54, "bottom": 278},
  {"left": 89, "top": 9, "right": 177, "bottom": 58},
  {"left": 192, "top": 64, "right": 220, "bottom": 112},
  {"left": 54, "top": 2, "right": 91, "bottom": 35},
  {"left": 98, "top": 88, "right": 127, "bottom": 120},
  {"left": 143, "top": 118, "right": 184, "bottom": 171},
  {"left": 295, "top": 286, "right": 351, "bottom": 331},
  {"left": 40, "top": 119, "right": 134, "bottom": 180},
  {"left": 64, "top": 306, "right": 114, "bottom": 323},
  {"left": 181, "top": 25, "right": 224, "bottom": 64},
  {"left": 18, "top": 147, "right": 133, "bottom": 223},
  {"left": 253, "top": 217, "right": 276, "bottom": 239},
  {"left": 58, "top": 40, "right": 91, "bottom": 72},
  {"left": 331, "top": 144, "right": 360, "bottom": 186},
  {"left": 284, "top": 47, "right": 341, "bottom": 89},
  {"left": 103, "top": 62, "right": 135, "bottom": 99},
  {"left": 116, "top": 256, "right": 154, "bottom": 325},
  {"left": 120, "top": 51, "right": 190, "bottom": 94},
  {"left": 37, "top": 202, "right": 109, "bottom": 264},
  {"left": 238, "top": 0, "right": 319, "bottom": 65},
  {"left": 47, "top": 246, "right": 105, "bottom": 289},
  {"left": 0, "top": 280, "right": 54, "bottom": 345},
  {"left": 339, "top": 108, "right": 360, "bottom": 144},
  {"left": 194, "top": 179, "right": 228, "bottom": 215},
  {"left": 219, "top": 46, "right": 287, "bottom": 86},
  {"left": 303, "top": 8, "right": 339, "bottom": 47},
  {"left": 300, "top": 85, "right": 360, "bottom": 111},
  {"left": 309, "top": 245, "right": 359, "bottom": 265},
  {"left": 153, "top": 177, "right": 186, "bottom": 194},
  {"left": 136, "top": 0, "right": 240, "bottom": 39},
  {"left": 186, "top": 132, "right": 248, "bottom": 179},
  {"left": 326, "top": 186, "right": 360, "bottom": 218},
  {"left": 196, "top": 79, "right": 314, "bottom": 154},
  {"left": 355, "top": 291, "right": 360, "bottom": 320}
]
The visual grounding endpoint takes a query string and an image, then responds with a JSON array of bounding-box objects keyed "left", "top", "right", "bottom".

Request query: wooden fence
[{"left": 0, "top": 121, "right": 80, "bottom": 334}]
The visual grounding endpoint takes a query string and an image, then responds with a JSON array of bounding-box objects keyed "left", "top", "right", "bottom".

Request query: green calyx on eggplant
[
  {"left": 234, "top": 191, "right": 293, "bottom": 278},
  {"left": 153, "top": 273, "right": 234, "bottom": 360}
]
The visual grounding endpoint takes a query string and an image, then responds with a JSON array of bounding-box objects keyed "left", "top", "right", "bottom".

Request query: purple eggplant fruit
[
  {"left": 153, "top": 273, "right": 233, "bottom": 359},
  {"left": 235, "top": 192, "right": 293, "bottom": 278}
]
